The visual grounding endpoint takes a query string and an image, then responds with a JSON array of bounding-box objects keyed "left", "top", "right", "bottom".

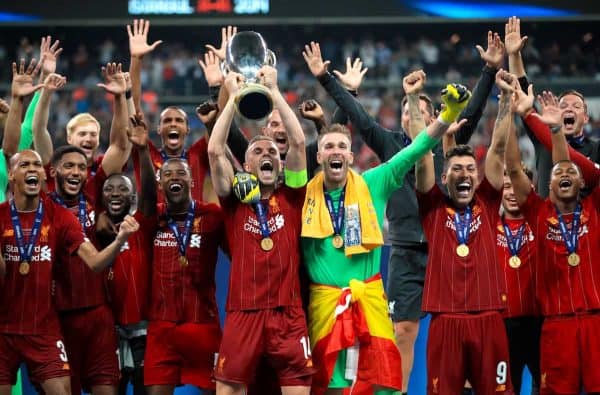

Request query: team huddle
[{"left": 0, "top": 16, "right": 598, "bottom": 395}]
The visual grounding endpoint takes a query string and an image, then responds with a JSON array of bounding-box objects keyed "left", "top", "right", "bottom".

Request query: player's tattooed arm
[
  {"left": 207, "top": 73, "right": 238, "bottom": 197},
  {"left": 485, "top": 70, "right": 516, "bottom": 190},
  {"left": 404, "top": 70, "right": 435, "bottom": 193}
]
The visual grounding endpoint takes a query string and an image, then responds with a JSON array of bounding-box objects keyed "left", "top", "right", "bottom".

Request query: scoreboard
[{"left": 1, "top": 0, "right": 599, "bottom": 24}]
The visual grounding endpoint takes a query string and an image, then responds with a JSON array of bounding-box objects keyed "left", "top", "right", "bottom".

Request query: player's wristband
[
  {"left": 437, "top": 115, "right": 451, "bottom": 125},
  {"left": 125, "top": 90, "right": 132, "bottom": 100},
  {"left": 284, "top": 168, "right": 308, "bottom": 188}
]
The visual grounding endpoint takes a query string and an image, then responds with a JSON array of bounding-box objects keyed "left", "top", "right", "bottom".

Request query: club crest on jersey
[
  {"left": 445, "top": 204, "right": 482, "bottom": 217},
  {"left": 40, "top": 225, "right": 50, "bottom": 242}
]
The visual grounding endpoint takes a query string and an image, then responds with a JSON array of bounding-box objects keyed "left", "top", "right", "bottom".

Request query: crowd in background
[{"left": 1, "top": 21, "right": 600, "bottom": 174}]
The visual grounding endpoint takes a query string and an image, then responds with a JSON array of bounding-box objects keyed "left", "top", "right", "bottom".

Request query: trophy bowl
[{"left": 225, "top": 31, "right": 277, "bottom": 120}]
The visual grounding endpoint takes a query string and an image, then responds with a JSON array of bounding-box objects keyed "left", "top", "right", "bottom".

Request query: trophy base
[{"left": 236, "top": 83, "right": 273, "bottom": 120}]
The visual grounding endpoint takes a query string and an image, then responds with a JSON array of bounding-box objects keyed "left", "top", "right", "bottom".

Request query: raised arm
[
  {"left": 258, "top": 66, "right": 306, "bottom": 172},
  {"left": 455, "top": 30, "right": 505, "bottom": 144},
  {"left": 414, "top": 82, "right": 470, "bottom": 193},
  {"left": 4, "top": 59, "right": 44, "bottom": 159},
  {"left": 330, "top": 57, "right": 368, "bottom": 125},
  {"left": 507, "top": 82, "right": 535, "bottom": 205},
  {"left": 128, "top": 112, "right": 156, "bottom": 216},
  {"left": 207, "top": 73, "right": 241, "bottom": 197},
  {"left": 521, "top": 99, "right": 600, "bottom": 187},
  {"left": 98, "top": 63, "right": 132, "bottom": 175},
  {"left": 299, "top": 99, "right": 327, "bottom": 134},
  {"left": 127, "top": 19, "right": 162, "bottom": 112},
  {"left": 505, "top": 16, "right": 528, "bottom": 79},
  {"left": 32, "top": 73, "right": 66, "bottom": 165},
  {"left": 484, "top": 70, "right": 516, "bottom": 190},
  {"left": 404, "top": 70, "right": 436, "bottom": 193},
  {"left": 77, "top": 215, "right": 139, "bottom": 272},
  {"left": 198, "top": 50, "right": 249, "bottom": 163},
  {"left": 303, "top": 41, "right": 398, "bottom": 161}
]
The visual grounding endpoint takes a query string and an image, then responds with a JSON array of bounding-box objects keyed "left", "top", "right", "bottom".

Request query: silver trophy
[{"left": 224, "top": 31, "right": 277, "bottom": 120}]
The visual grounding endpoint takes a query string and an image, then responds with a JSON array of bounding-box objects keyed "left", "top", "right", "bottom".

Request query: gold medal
[
  {"left": 508, "top": 256, "right": 522, "bottom": 269},
  {"left": 332, "top": 235, "right": 344, "bottom": 249},
  {"left": 19, "top": 261, "right": 30, "bottom": 276},
  {"left": 178, "top": 255, "right": 189, "bottom": 267},
  {"left": 260, "top": 237, "right": 274, "bottom": 251},
  {"left": 456, "top": 244, "right": 469, "bottom": 257},
  {"left": 567, "top": 253, "right": 580, "bottom": 267}
]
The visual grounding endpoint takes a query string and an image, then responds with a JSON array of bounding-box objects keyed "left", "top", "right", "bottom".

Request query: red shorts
[
  {"left": 540, "top": 313, "right": 600, "bottom": 394},
  {"left": 427, "top": 311, "right": 513, "bottom": 395},
  {"left": 0, "top": 333, "right": 71, "bottom": 385},
  {"left": 144, "top": 320, "right": 221, "bottom": 388},
  {"left": 59, "top": 304, "right": 119, "bottom": 392},
  {"left": 215, "top": 306, "right": 313, "bottom": 386}
]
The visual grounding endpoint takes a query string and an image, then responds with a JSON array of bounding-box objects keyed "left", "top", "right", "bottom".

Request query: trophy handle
[{"left": 266, "top": 50, "right": 277, "bottom": 68}]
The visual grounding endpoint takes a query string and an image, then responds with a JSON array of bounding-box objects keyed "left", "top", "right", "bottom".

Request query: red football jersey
[
  {"left": 132, "top": 138, "right": 210, "bottom": 204},
  {"left": 521, "top": 189, "right": 600, "bottom": 316},
  {"left": 45, "top": 155, "right": 104, "bottom": 198},
  {"left": 52, "top": 168, "right": 108, "bottom": 311},
  {"left": 418, "top": 178, "right": 507, "bottom": 313},
  {"left": 149, "top": 200, "right": 224, "bottom": 323},
  {"left": 220, "top": 186, "right": 305, "bottom": 312},
  {"left": 495, "top": 217, "right": 539, "bottom": 318},
  {"left": 105, "top": 210, "right": 153, "bottom": 326},
  {"left": 0, "top": 197, "right": 86, "bottom": 335}
]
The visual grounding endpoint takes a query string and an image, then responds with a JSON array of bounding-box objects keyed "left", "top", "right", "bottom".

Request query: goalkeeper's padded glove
[
  {"left": 439, "top": 83, "right": 471, "bottom": 124},
  {"left": 232, "top": 172, "right": 261, "bottom": 204}
]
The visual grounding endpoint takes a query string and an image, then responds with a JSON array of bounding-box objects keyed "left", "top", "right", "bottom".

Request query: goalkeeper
[
  {"left": 300, "top": 77, "right": 470, "bottom": 395},
  {"left": 207, "top": 67, "right": 314, "bottom": 395}
]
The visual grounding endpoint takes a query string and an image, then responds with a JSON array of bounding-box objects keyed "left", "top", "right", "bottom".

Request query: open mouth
[
  {"left": 456, "top": 182, "right": 472, "bottom": 197},
  {"left": 66, "top": 178, "right": 81, "bottom": 187},
  {"left": 109, "top": 199, "right": 124, "bottom": 211},
  {"left": 329, "top": 159, "right": 343, "bottom": 170},
  {"left": 259, "top": 160, "right": 274, "bottom": 177},
  {"left": 80, "top": 143, "right": 94, "bottom": 155},
  {"left": 559, "top": 178, "right": 572, "bottom": 191},
  {"left": 169, "top": 183, "right": 183, "bottom": 192},
  {"left": 25, "top": 175, "right": 39, "bottom": 186},
  {"left": 563, "top": 115, "right": 576, "bottom": 128},
  {"left": 167, "top": 130, "right": 180, "bottom": 145}
]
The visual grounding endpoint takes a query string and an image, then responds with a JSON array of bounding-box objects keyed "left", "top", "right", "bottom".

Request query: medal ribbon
[
  {"left": 10, "top": 199, "right": 44, "bottom": 263},
  {"left": 253, "top": 201, "right": 271, "bottom": 240},
  {"left": 325, "top": 188, "right": 345, "bottom": 236},
  {"left": 160, "top": 149, "right": 187, "bottom": 163},
  {"left": 555, "top": 203, "right": 581, "bottom": 255},
  {"left": 51, "top": 192, "right": 88, "bottom": 228},
  {"left": 454, "top": 206, "right": 472, "bottom": 246},
  {"left": 167, "top": 201, "right": 195, "bottom": 258},
  {"left": 502, "top": 221, "right": 526, "bottom": 257}
]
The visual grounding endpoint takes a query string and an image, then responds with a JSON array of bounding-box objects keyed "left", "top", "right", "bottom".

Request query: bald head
[{"left": 10, "top": 150, "right": 43, "bottom": 170}]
